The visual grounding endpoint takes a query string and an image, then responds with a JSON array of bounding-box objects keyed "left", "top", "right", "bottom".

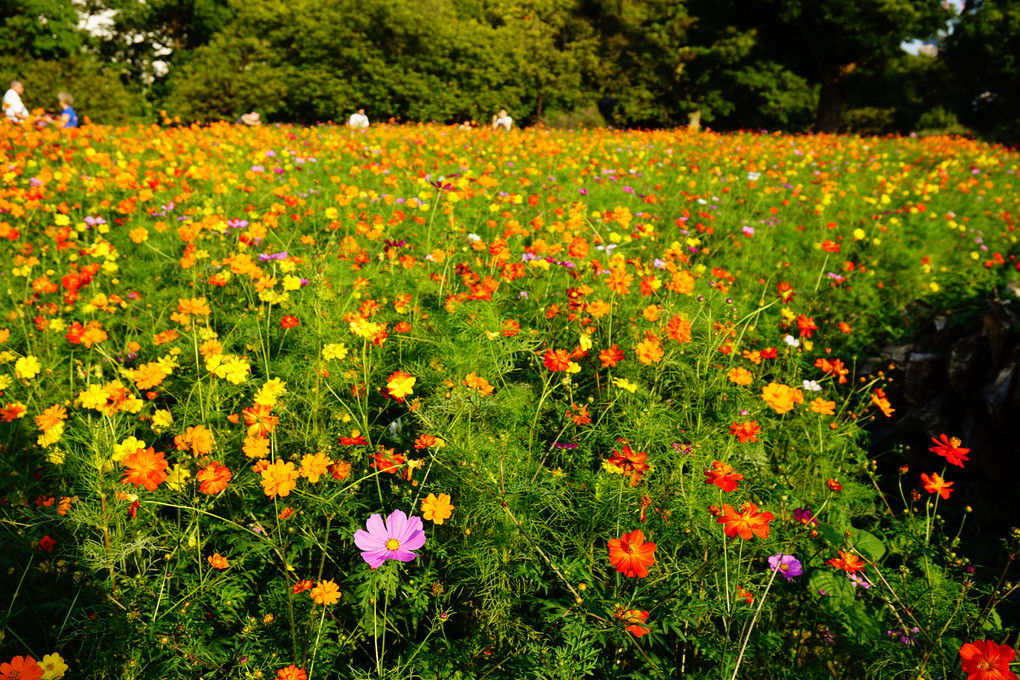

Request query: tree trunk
[{"left": 814, "top": 63, "right": 856, "bottom": 133}]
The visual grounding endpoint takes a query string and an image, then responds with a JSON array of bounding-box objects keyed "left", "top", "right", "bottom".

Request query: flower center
[
  {"left": 385, "top": 538, "right": 401, "bottom": 551},
  {"left": 780, "top": 563, "right": 789, "bottom": 572},
  {"left": 978, "top": 661, "right": 992, "bottom": 670},
  {"left": 623, "top": 540, "right": 635, "bottom": 554}
]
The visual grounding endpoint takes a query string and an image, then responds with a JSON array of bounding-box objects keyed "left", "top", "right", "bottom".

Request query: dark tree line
[{"left": 1, "top": 0, "right": 1017, "bottom": 142}]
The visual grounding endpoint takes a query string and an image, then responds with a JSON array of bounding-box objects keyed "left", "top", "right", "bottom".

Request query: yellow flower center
[
  {"left": 385, "top": 538, "right": 401, "bottom": 551},
  {"left": 780, "top": 563, "right": 789, "bottom": 572}
]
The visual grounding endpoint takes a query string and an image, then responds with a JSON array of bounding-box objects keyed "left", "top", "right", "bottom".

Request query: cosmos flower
[{"left": 353, "top": 509, "right": 426, "bottom": 568}]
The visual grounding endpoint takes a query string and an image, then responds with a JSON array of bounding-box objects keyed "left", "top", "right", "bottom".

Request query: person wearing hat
[{"left": 236, "top": 111, "right": 262, "bottom": 126}]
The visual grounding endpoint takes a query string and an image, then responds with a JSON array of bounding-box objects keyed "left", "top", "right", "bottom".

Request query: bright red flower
[
  {"left": 704, "top": 461, "right": 743, "bottom": 492},
  {"left": 280, "top": 315, "right": 300, "bottom": 329},
  {"left": 197, "top": 460, "right": 232, "bottom": 495},
  {"left": 920, "top": 471, "right": 953, "bottom": 500},
  {"left": 796, "top": 314, "right": 818, "bottom": 338},
  {"left": 0, "top": 655, "right": 43, "bottom": 680},
  {"left": 607, "top": 529, "right": 656, "bottom": 578},
  {"left": 729, "top": 420, "right": 760, "bottom": 443},
  {"left": 959, "top": 639, "right": 1018, "bottom": 680},
  {"left": 599, "top": 344, "right": 625, "bottom": 368},
  {"left": 718, "top": 502, "right": 774, "bottom": 540},
  {"left": 826, "top": 550, "right": 866, "bottom": 574},
  {"left": 121, "top": 447, "right": 169, "bottom": 491},
  {"left": 930, "top": 434, "right": 970, "bottom": 467},
  {"left": 613, "top": 605, "right": 650, "bottom": 637},
  {"left": 605, "top": 444, "right": 649, "bottom": 486},
  {"left": 543, "top": 348, "right": 572, "bottom": 372}
]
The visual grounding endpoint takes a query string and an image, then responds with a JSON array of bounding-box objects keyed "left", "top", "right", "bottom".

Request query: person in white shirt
[
  {"left": 492, "top": 108, "right": 513, "bottom": 131},
  {"left": 348, "top": 107, "right": 369, "bottom": 129},
  {"left": 3, "top": 81, "right": 30, "bottom": 123}
]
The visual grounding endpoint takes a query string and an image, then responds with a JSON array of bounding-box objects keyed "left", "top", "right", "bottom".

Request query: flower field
[{"left": 1, "top": 120, "right": 1019, "bottom": 679}]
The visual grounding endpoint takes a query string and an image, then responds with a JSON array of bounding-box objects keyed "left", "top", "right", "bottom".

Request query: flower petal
[{"left": 386, "top": 508, "right": 408, "bottom": 537}]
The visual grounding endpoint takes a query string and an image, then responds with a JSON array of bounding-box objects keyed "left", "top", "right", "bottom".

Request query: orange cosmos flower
[
  {"left": 809, "top": 398, "right": 836, "bottom": 415},
  {"left": 464, "top": 372, "right": 494, "bottom": 396},
  {"left": 310, "top": 579, "right": 341, "bottom": 606},
  {"left": 705, "top": 461, "right": 744, "bottom": 492},
  {"left": 930, "top": 433, "right": 970, "bottom": 467},
  {"left": 243, "top": 403, "right": 277, "bottom": 437},
  {"left": 776, "top": 281, "right": 796, "bottom": 304},
  {"left": 605, "top": 444, "right": 650, "bottom": 486},
  {"left": 718, "top": 502, "right": 774, "bottom": 540},
  {"left": 826, "top": 550, "right": 866, "bottom": 574},
  {"left": 133, "top": 362, "right": 168, "bottom": 390},
  {"left": 666, "top": 314, "right": 693, "bottom": 343},
  {"left": 260, "top": 459, "right": 299, "bottom": 498},
  {"left": 299, "top": 451, "right": 333, "bottom": 483},
  {"left": 606, "top": 267, "right": 633, "bottom": 295},
  {"left": 121, "top": 447, "right": 169, "bottom": 491},
  {"left": 727, "top": 367, "right": 753, "bottom": 385},
  {"left": 34, "top": 404, "right": 67, "bottom": 431},
  {"left": 613, "top": 605, "right": 651, "bottom": 637},
  {"left": 729, "top": 421, "right": 760, "bottom": 443},
  {"left": 796, "top": 314, "right": 817, "bottom": 338},
  {"left": 386, "top": 371, "right": 416, "bottom": 400},
  {"left": 607, "top": 529, "right": 656, "bottom": 578},
  {"left": 421, "top": 492, "right": 455, "bottom": 524},
  {"left": 276, "top": 665, "right": 308, "bottom": 680},
  {"left": 871, "top": 388, "right": 895, "bottom": 417},
  {"left": 762, "top": 382, "right": 804, "bottom": 414},
  {"left": 0, "top": 655, "right": 43, "bottom": 680},
  {"left": 635, "top": 337, "right": 664, "bottom": 364},
  {"left": 197, "top": 460, "right": 231, "bottom": 494},
  {"left": 208, "top": 553, "right": 230, "bottom": 569},
  {"left": 959, "top": 640, "right": 1018, "bottom": 680},
  {"left": 1, "top": 402, "right": 27, "bottom": 422},
  {"left": 372, "top": 448, "right": 406, "bottom": 474},
  {"left": 280, "top": 314, "right": 299, "bottom": 329},
  {"left": 243, "top": 435, "right": 271, "bottom": 459},
  {"left": 920, "top": 471, "right": 953, "bottom": 499},
  {"left": 174, "top": 424, "right": 215, "bottom": 457},
  {"left": 599, "top": 344, "right": 625, "bottom": 367},
  {"left": 543, "top": 348, "right": 572, "bottom": 372}
]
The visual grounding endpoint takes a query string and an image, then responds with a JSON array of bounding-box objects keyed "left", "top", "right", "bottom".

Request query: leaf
[
  {"left": 808, "top": 568, "right": 856, "bottom": 610},
  {"left": 850, "top": 528, "right": 886, "bottom": 560}
]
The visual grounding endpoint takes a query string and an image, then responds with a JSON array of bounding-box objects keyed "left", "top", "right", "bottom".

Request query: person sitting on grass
[
  {"left": 236, "top": 111, "right": 262, "bottom": 126},
  {"left": 57, "top": 92, "right": 78, "bottom": 128},
  {"left": 3, "top": 80, "right": 29, "bottom": 123}
]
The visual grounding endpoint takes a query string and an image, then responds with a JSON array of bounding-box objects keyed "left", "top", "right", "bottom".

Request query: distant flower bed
[{"left": 1, "top": 121, "right": 1018, "bottom": 679}]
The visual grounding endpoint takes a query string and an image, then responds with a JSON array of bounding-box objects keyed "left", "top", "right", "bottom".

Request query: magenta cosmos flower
[
  {"left": 768, "top": 553, "right": 803, "bottom": 581},
  {"left": 354, "top": 509, "right": 426, "bottom": 568}
]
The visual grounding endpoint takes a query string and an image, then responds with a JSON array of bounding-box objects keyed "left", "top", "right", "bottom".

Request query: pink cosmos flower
[{"left": 354, "top": 509, "right": 426, "bottom": 568}]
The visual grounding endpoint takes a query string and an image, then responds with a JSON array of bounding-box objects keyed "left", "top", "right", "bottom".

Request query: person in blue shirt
[{"left": 57, "top": 92, "right": 77, "bottom": 128}]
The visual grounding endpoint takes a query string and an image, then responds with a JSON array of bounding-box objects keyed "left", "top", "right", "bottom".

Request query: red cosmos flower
[
  {"left": 959, "top": 639, "right": 1018, "bottom": 680},
  {"left": 372, "top": 448, "right": 406, "bottom": 474},
  {"left": 930, "top": 434, "right": 970, "bottom": 467},
  {"left": 718, "top": 502, "right": 774, "bottom": 540},
  {"left": 0, "top": 655, "right": 43, "bottom": 680},
  {"left": 920, "top": 471, "right": 953, "bottom": 500},
  {"left": 39, "top": 535, "right": 56, "bottom": 552},
  {"left": 121, "top": 447, "right": 169, "bottom": 491},
  {"left": 776, "top": 281, "right": 795, "bottom": 304},
  {"left": 606, "top": 444, "right": 650, "bottom": 486},
  {"left": 501, "top": 319, "right": 520, "bottom": 336},
  {"left": 796, "top": 314, "right": 818, "bottom": 338},
  {"left": 607, "top": 529, "right": 657, "bottom": 578},
  {"left": 760, "top": 347, "right": 778, "bottom": 360},
  {"left": 827, "top": 478, "right": 842, "bottom": 492},
  {"left": 543, "top": 348, "right": 572, "bottom": 372},
  {"left": 827, "top": 550, "right": 866, "bottom": 574},
  {"left": 197, "top": 461, "right": 232, "bottom": 495},
  {"left": 613, "top": 605, "right": 651, "bottom": 637},
  {"left": 729, "top": 420, "right": 760, "bottom": 443},
  {"left": 280, "top": 315, "right": 300, "bottom": 329},
  {"left": 599, "top": 344, "right": 625, "bottom": 368},
  {"left": 704, "top": 461, "right": 744, "bottom": 492}
]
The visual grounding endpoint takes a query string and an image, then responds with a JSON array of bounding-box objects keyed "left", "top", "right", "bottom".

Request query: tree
[
  {"left": 750, "top": 0, "right": 953, "bottom": 131},
  {"left": 943, "top": 0, "right": 1020, "bottom": 143},
  {"left": 0, "top": 0, "right": 82, "bottom": 63}
]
